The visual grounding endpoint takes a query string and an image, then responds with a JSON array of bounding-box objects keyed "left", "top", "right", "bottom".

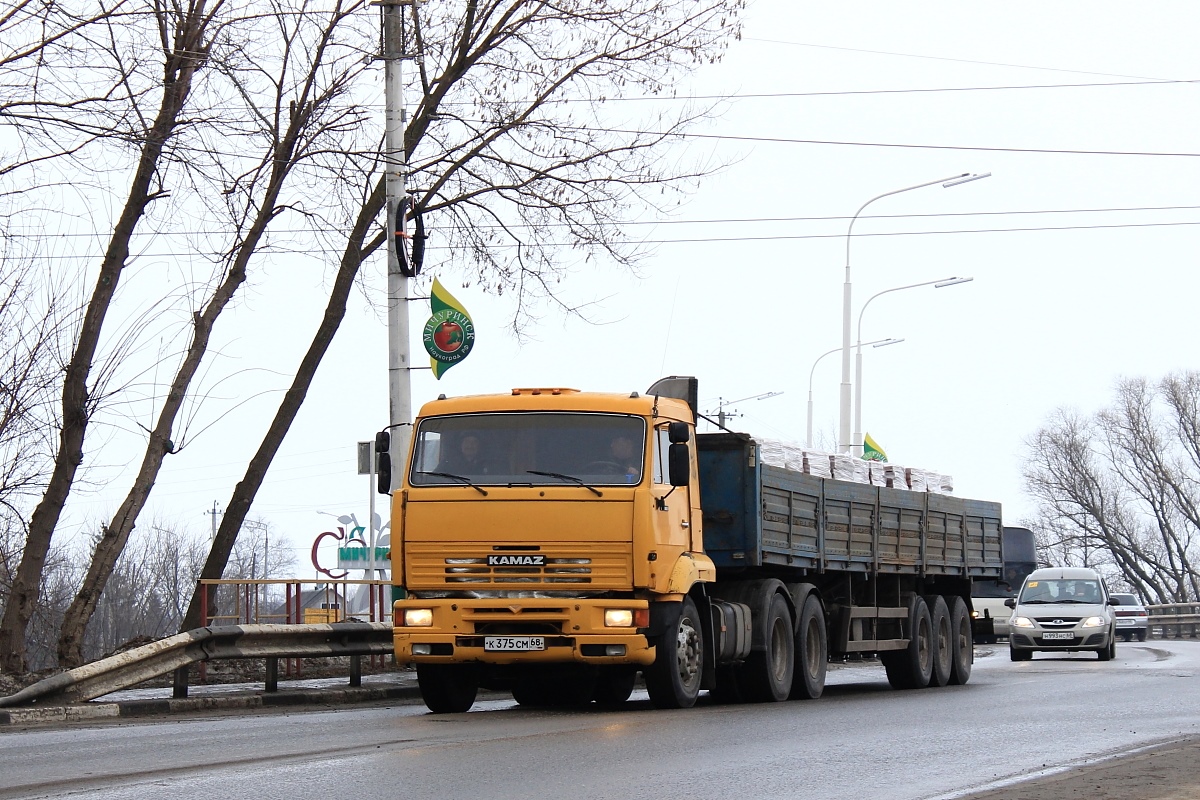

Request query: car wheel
[
  {"left": 1098, "top": 635, "right": 1115, "bottom": 662},
  {"left": 1137, "top": 629, "right": 1148, "bottom": 642}
]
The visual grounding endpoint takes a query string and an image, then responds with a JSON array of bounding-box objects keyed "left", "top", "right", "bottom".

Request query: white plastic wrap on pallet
[
  {"left": 804, "top": 450, "right": 833, "bottom": 478},
  {"left": 758, "top": 438, "right": 786, "bottom": 468},
  {"left": 926, "top": 472, "right": 955, "bottom": 494},
  {"left": 867, "top": 461, "right": 889, "bottom": 487},
  {"left": 906, "top": 467, "right": 927, "bottom": 492},
  {"left": 830, "top": 454, "right": 870, "bottom": 483}
]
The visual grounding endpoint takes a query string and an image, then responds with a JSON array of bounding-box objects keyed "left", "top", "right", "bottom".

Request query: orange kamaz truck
[{"left": 385, "top": 377, "right": 1003, "bottom": 713}]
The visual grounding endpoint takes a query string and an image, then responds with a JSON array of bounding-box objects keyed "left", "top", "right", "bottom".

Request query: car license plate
[
  {"left": 1042, "top": 631, "right": 1074, "bottom": 640},
  {"left": 484, "top": 636, "right": 545, "bottom": 652},
  {"left": 1116, "top": 619, "right": 1134, "bottom": 626}
]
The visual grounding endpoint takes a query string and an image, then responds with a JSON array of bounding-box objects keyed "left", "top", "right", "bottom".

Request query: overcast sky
[{"left": 63, "top": 0, "right": 1200, "bottom": 574}]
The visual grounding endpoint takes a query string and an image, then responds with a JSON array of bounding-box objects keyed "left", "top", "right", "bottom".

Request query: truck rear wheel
[
  {"left": 789, "top": 592, "right": 827, "bottom": 700},
  {"left": 417, "top": 664, "right": 479, "bottom": 713},
  {"left": 645, "top": 597, "right": 704, "bottom": 709},
  {"left": 924, "top": 594, "right": 953, "bottom": 687},
  {"left": 882, "top": 596, "right": 933, "bottom": 690},
  {"left": 738, "top": 591, "right": 794, "bottom": 703},
  {"left": 947, "top": 596, "right": 973, "bottom": 685}
]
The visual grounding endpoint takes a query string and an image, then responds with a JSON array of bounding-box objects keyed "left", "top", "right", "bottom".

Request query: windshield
[
  {"left": 409, "top": 412, "right": 646, "bottom": 487},
  {"left": 1018, "top": 578, "right": 1104, "bottom": 604}
]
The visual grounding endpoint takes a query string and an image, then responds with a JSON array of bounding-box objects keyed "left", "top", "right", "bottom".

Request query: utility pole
[
  {"left": 381, "top": 0, "right": 418, "bottom": 491},
  {"left": 204, "top": 501, "right": 222, "bottom": 540}
]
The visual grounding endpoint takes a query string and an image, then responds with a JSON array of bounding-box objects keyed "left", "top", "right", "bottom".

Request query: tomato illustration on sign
[{"left": 432, "top": 320, "right": 464, "bottom": 353}]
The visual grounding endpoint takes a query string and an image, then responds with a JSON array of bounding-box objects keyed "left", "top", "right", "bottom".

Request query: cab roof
[{"left": 416, "top": 388, "right": 692, "bottom": 420}]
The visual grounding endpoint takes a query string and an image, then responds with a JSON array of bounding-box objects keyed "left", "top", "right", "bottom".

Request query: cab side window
[{"left": 651, "top": 426, "right": 672, "bottom": 485}]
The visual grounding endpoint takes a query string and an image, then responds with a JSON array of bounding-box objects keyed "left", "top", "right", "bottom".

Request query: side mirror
[
  {"left": 668, "top": 421, "right": 690, "bottom": 444},
  {"left": 1106, "top": 597, "right": 1118, "bottom": 606},
  {"left": 1004, "top": 598, "right": 1016, "bottom": 609},
  {"left": 668, "top": 442, "right": 690, "bottom": 487},
  {"left": 375, "top": 431, "right": 392, "bottom": 494}
]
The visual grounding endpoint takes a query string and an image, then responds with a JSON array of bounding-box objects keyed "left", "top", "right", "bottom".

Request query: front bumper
[
  {"left": 1010, "top": 628, "right": 1111, "bottom": 650},
  {"left": 393, "top": 596, "right": 656, "bottom": 666}
]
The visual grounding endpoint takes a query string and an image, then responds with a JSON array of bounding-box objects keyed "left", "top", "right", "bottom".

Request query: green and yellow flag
[
  {"left": 422, "top": 278, "right": 475, "bottom": 379},
  {"left": 862, "top": 433, "right": 888, "bottom": 462}
]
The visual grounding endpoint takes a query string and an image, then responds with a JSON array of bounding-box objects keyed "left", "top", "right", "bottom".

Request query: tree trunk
[{"left": 182, "top": 182, "right": 386, "bottom": 632}]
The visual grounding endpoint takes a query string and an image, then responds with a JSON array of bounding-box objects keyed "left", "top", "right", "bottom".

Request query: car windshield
[
  {"left": 1019, "top": 578, "right": 1104, "bottom": 604},
  {"left": 410, "top": 412, "right": 646, "bottom": 487}
]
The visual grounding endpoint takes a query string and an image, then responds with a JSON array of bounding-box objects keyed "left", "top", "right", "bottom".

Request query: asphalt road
[{"left": 2, "top": 640, "right": 1197, "bottom": 799}]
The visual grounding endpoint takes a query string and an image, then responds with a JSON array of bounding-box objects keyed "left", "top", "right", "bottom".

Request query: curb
[{"left": 0, "top": 683, "right": 424, "bottom": 727}]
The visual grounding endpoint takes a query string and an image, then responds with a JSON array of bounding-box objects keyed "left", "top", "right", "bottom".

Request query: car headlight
[
  {"left": 1010, "top": 616, "right": 1035, "bottom": 629},
  {"left": 404, "top": 608, "right": 434, "bottom": 627},
  {"left": 1081, "top": 616, "right": 1107, "bottom": 628}
]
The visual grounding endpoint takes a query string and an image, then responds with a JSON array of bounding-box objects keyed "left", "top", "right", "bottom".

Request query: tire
[
  {"left": 947, "top": 596, "right": 974, "bottom": 686},
  {"left": 789, "top": 593, "right": 827, "bottom": 700},
  {"left": 645, "top": 597, "right": 705, "bottom": 709},
  {"left": 417, "top": 664, "right": 479, "bottom": 713},
  {"left": 592, "top": 666, "right": 637, "bottom": 707},
  {"left": 1009, "top": 646, "right": 1033, "bottom": 662},
  {"left": 737, "top": 591, "right": 794, "bottom": 703},
  {"left": 924, "top": 595, "right": 953, "bottom": 688},
  {"left": 1137, "top": 629, "right": 1148, "bottom": 642},
  {"left": 882, "top": 596, "right": 933, "bottom": 690},
  {"left": 1098, "top": 635, "right": 1115, "bottom": 662}
]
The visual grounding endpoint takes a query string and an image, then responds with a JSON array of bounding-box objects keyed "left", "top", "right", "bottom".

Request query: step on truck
[{"left": 386, "top": 377, "right": 1004, "bottom": 712}]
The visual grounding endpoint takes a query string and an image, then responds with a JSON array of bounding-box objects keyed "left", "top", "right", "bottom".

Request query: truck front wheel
[
  {"left": 645, "top": 597, "right": 704, "bottom": 709},
  {"left": 417, "top": 664, "right": 479, "bottom": 713}
]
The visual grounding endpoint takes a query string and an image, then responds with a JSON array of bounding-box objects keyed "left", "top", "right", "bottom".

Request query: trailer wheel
[
  {"left": 924, "top": 595, "right": 953, "bottom": 687},
  {"left": 789, "top": 593, "right": 827, "bottom": 700},
  {"left": 592, "top": 667, "right": 637, "bottom": 707},
  {"left": 417, "top": 664, "right": 479, "bottom": 713},
  {"left": 947, "top": 596, "right": 974, "bottom": 685},
  {"left": 882, "top": 596, "right": 933, "bottom": 690},
  {"left": 645, "top": 597, "right": 704, "bottom": 709},
  {"left": 739, "top": 591, "right": 794, "bottom": 703}
]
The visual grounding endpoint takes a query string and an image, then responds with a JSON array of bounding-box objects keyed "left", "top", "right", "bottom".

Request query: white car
[
  {"left": 1005, "top": 567, "right": 1117, "bottom": 661},
  {"left": 1110, "top": 592, "right": 1150, "bottom": 642}
]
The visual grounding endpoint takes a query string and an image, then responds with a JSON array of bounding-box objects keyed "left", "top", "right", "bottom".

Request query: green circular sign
[{"left": 423, "top": 308, "right": 475, "bottom": 363}]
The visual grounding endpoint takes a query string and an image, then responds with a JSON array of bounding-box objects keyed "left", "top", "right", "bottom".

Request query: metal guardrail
[
  {"left": 1147, "top": 603, "right": 1200, "bottom": 639},
  {"left": 0, "top": 622, "right": 393, "bottom": 708}
]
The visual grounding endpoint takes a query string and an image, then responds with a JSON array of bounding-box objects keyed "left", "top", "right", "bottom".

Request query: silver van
[{"left": 1004, "top": 567, "right": 1117, "bottom": 661}]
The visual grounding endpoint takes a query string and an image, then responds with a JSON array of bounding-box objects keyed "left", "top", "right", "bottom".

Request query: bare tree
[
  {"left": 184, "top": 0, "right": 745, "bottom": 629},
  {"left": 55, "top": 0, "right": 377, "bottom": 668},
  {"left": 0, "top": 0, "right": 227, "bottom": 673},
  {"left": 1024, "top": 373, "right": 1200, "bottom": 603}
]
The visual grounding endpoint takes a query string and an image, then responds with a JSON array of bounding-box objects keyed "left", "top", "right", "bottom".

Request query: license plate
[
  {"left": 1116, "top": 619, "right": 1134, "bottom": 626},
  {"left": 484, "top": 636, "right": 545, "bottom": 651},
  {"left": 1042, "top": 631, "right": 1074, "bottom": 640}
]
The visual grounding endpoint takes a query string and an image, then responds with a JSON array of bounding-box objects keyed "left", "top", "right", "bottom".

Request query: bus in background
[{"left": 972, "top": 526, "right": 1038, "bottom": 644}]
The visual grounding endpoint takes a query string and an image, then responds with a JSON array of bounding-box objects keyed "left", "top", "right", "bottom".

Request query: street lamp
[
  {"left": 810, "top": 338, "right": 902, "bottom": 448},
  {"left": 851, "top": 277, "right": 973, "bottom": 457},
  {"left": 838, "top": 172, "right": 990, "bottom": 452}
]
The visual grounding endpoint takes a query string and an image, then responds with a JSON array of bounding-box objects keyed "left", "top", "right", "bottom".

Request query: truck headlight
[
  {"left": 1081, "top": 616, "right": 1106, "bottom": 628},
  {"left": 1011, "top": 616, "right": 1035, "bottom": 629},
  {"left": 404, "top": 608, "right": 434, "bottom": 627},
  {"left": 604, "top": 609, "right": 634, "bottom": 627}
]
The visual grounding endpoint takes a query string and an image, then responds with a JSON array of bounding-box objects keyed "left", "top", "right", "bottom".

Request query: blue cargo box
[{"left": 697, "top": 433, "right": 1003, "bottom": 578}]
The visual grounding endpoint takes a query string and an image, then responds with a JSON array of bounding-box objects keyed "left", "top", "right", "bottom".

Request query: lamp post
[
  {"left": 838, "top": 172, "right": 990, "bottom": 453},
  {"left": 810, "top": 338, "right": 902, "bottom": 448},
  {"left": 851, "top": 277, "right": 973, "bottom": 457}
]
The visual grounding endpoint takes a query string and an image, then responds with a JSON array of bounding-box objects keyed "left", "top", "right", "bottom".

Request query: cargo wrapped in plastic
[
  {"left": 803, "top": 450, "right": 833, "bottom": 478},
  {"left": 927, "top": 472, "right": 954, "bottom": 494},
  {"left": 867, "top": 461, "right": 889, "bottom": 487},
  {"left": 757, "top": 438, "right": 786, "bottom": 468},
  {"left": 905, "top": 467, "right": 927, "bottom": 492},
  {"left": 830, "top": 454, "right": 870, "bottom": 483}
]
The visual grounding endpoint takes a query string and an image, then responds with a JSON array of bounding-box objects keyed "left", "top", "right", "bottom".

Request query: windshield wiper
[
  {"left": 417, "top": 471, "right": 488, "bottom": 496},
  {"left": 526, "top": 470, "right": 603, "bottom": 497}
]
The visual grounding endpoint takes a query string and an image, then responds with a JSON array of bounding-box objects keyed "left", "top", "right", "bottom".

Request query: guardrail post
[
  {"left": 173, "top": 665, "right": 189, "bottom": 698},
  {"left": 265, "top": 657, "right": 278, "bottom": 693},
  {"left": 349, "top": 655, "right": 362, "bottom": 687}
]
